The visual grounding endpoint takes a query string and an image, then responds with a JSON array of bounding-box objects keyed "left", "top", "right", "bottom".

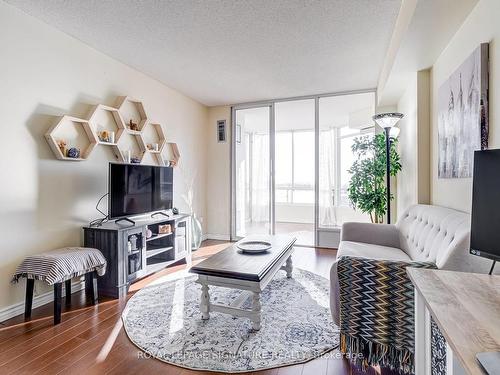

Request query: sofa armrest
[
  {"left": 333, "top": 256, "right": 436, "bottom": 373},
  {"left": 340, "top": 222, "right": 401, "bottom": 248}
]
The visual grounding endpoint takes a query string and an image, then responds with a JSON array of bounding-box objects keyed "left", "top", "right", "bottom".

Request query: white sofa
[{"left": 330, "top": 204, "right": 494, "bottom": 324}]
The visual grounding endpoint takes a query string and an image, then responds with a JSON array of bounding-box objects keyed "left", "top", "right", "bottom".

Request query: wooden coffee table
[{"left": 189, "top": 235, "right": 296, "bottom": 331}]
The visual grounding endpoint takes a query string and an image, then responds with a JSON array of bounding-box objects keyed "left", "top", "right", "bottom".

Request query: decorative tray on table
[{"left": 237, "top": 241, "right": 272, "bottom": 254}]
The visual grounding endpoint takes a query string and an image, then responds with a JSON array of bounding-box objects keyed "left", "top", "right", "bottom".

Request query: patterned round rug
[{"left": 122, "top": 268, "right": 339, "bottom": 373}]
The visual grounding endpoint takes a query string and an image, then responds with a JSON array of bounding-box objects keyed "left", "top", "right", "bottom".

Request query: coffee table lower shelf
[{"left": 195, "top": 252, "right": 293, "bottom": 331}]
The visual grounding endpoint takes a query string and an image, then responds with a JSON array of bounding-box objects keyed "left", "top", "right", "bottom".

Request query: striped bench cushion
[{"left": 12, "top": 247, "right": 106, "bottom": 285}]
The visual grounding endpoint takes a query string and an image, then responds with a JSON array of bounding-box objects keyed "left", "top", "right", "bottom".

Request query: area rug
[{"left": 122, "top": 268, "right": 339, "bottom": 373}]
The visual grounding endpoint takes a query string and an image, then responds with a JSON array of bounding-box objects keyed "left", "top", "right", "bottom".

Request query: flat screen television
[
  {"left": 108, "top": 163, "right": 173, "bottom": 219},
  {"left": 470, "top": 149, "right": 500, "bottom": 262}
]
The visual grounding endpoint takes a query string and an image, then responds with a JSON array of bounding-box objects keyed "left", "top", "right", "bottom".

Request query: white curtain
[
  {"left": 318, "top": 128, "right": 337, "bottom": 227},
  {"left": 251, "top": 133, "right": 270, "bottom": 222}
]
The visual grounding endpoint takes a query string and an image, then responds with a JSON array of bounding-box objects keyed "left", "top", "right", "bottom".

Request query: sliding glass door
[
  {"left": 318, "top": 93, "right": 374, "bottom": 229},
  {"left": 231, "top": 91, "right": 375, "bottom": 248},
  {"left": 232, "top": 105, "right": 272, "bottom": 238},
  {"left": 274, "top": 99, "right": 315, "bottom": 246}
]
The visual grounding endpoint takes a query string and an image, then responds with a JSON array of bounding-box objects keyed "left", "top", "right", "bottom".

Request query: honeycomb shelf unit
[
  {"left": 116, "top": 96, "right": 148, "bottom": 132},
  {"left": 111, "top": 130, "right": 146, "bottom": 164},
  {"left": 140, "top": 122, "right": 167, "bottom": 165},
  {"left": 44, "top": 96, "right": 180, "bottom": 166},
  {"left": 87, "top": 104, "right": 126, "bottom": 146},
  {"left": 164, "top": 142, "right": 180, "bottom": 167},
  {"left": 45, "top": 115, "right": 98, "bottom": 161}
]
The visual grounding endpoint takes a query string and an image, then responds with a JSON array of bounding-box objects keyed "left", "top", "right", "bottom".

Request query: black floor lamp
[{"left": 372, "top": 113, "right": 404, "bottom": 224}]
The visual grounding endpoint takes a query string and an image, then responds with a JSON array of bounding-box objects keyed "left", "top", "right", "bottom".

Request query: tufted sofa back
[{"left": 396, "top": 204, "right": 471, "bottom": 268}]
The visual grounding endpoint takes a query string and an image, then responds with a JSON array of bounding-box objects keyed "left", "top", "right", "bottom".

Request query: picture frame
[{"left": 437, "top": 43, "right": 489, "bottom": 179}]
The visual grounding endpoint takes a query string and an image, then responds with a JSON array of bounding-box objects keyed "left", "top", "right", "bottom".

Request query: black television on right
[{"left": 470, "top": 149, "right": 500, "bottom": 262}]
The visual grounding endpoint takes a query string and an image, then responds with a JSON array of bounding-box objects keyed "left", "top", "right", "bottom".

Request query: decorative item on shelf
[
  {"left": 129, "top": 235, "right": 138, "bottom": 251},
  {"left": 57, "top": 139, "right": 67, "bottom": 156},
  {"left": 172, "top": 207, "right": 179, "bottom": 215},
  {"left": 129, "top": 119, "right": 139, "bottom": 132},
  {"left": 146, "top": 143, "right": 154, "bottom": 151},
  {"left": 122, "top": 150, "right": 131, "bottom": 163},
  {"left": 146, "top": 229, "right": 153, "bottom": 239},
  {"left": 158, "top": 224, "right": 171, "bottom": 234},
  {"left": 154, "top": 143, "right": 159, "bottom": 151},
  {"left": 98, "top": 130, "right": 115, "bottom": 143},
  {"left": 67, "top": 147, "right": 81, "bottom": 159},
  {"left": 98, "top": 130, "right": 110, "bottom": 143},
  {"left": 131, "top": 156, "right": 141, "bottom": 164}
]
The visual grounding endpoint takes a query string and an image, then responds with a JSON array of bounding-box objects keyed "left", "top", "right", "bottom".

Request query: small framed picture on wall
[{"left": 217, "top": 120, "right": 226, "bottom": 143}]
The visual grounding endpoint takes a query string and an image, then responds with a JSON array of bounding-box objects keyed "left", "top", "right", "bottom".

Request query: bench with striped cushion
[{"left": 12, "top": 247, "right": 106, "bottom": 324}]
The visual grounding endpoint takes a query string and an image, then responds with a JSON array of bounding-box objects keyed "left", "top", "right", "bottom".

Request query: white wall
[
  {"left": 0, "top": 2, "right": 208, "bottom": 313},
  {"left": 396, "top": 70, "right": 430, "bottom": 215},
  {"left": 206, "top": 106, "right": 231, "bottom": 239},
  {"left": 431, "top": 0, "right": 499, "bottom": 212}
]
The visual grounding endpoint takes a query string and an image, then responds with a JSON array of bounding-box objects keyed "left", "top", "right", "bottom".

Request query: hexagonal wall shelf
[
  {"left": 163, "top": 142, "right": 180, "bottom": 167},
  {"left": 112, "top": 131, "right": 146, "bottom": 164},
  {"left": 45, "top": 115, "right": 98, "bottom": 161},
  {"left": 87, "top": 104, "right": 126, "bottom": 146},
  {"left": 140, "top": 122, "right": 166, "bottom": 165},
  {"left": 116, "top": 96, "right": 148, "bottom": 133}
]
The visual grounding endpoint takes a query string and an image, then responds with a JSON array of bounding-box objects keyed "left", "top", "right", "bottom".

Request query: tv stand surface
[
  {"left": 151, "top": 211, "right": 170, "bottom": 219},
  {"left": 83, "top": 214, "right": 191, "bottom": 298},
  {"left": 114, "top": 217, "right": 136, "bottom": 226}
]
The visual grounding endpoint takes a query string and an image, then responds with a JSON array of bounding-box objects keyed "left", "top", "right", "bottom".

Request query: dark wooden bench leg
[
  {"left": 25, "top": 279, "right": 34, "bottom": 319},
  {"left": 85, "top": 271, "right": 98, "bottom": 305},
  {"left": 65, "top": 279, "right": 71, "bottom": 305},
  {"left": 54, "top": 282, "right": 62, "bottom": 325}
]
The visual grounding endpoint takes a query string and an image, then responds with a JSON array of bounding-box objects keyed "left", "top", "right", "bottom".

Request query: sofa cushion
[
  {"left": 338, "top": 241, "right": 411, "bottom": 262},
  {"left": 396, "top": 205, "right": 470, "bottom": 265}
]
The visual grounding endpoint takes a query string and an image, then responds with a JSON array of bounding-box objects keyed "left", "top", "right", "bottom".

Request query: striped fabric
[
  {"left": 12, "top": 247, "right": 106, "bottom": 285},
  {"left": 337, "top": 256, "right": 436, "bottom": 374}
]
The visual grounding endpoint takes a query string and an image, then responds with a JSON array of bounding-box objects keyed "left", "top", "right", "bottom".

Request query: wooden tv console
[{"left": 83, "top": 214, "right": 191, "bottom": 298}]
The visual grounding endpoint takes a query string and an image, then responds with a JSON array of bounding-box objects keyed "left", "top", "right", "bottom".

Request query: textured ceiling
[{"left": 6, "top": 0, "right": 401, "bottom": 106}]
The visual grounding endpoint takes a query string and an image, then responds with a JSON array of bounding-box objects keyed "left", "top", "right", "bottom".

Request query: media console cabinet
[{"left": 83, "top": 214, "right": 192, "bottom": 298}]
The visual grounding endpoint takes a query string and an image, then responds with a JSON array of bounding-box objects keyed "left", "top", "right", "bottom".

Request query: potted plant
[{"left": 347, "top": 133, "right": 401, "bottom": 223}]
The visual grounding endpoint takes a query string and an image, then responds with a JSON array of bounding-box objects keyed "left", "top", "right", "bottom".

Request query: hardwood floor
[{"left": 0, "top": 240, "right": 398, "bottom": 375}]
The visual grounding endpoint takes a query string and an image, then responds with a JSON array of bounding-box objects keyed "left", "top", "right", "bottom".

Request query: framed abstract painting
[{"left": 438, "top": 43, "right": 489, "bottom": 179}]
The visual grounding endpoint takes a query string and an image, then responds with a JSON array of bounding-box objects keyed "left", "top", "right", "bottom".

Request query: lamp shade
[
  {"left": 373, "top": 112, "right": 404, "bottom": 128},
  {"left": 389, "top": 126, "right": 400, "bottom": 139}
]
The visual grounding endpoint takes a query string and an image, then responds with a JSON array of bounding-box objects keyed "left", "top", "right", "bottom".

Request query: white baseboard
[
  {"left": 205, "top": 233, "right": 231, "bottom": 241},
  {"left": 0, "top": 280, "right": 85, "bottom": 323}
]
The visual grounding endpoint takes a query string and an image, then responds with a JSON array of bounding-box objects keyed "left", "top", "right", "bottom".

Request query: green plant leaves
[{"left": 347, "top": 133, "right": 402, "bottom": 223}]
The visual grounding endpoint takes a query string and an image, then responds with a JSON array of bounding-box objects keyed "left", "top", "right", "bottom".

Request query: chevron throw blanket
[{"left": 337, "top": 256, "right": 436, "bottom": 374}]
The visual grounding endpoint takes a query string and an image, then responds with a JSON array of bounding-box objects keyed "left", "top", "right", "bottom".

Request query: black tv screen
[
  {"left": 108, "top": 163, "right": 173, "bottom": 219},
  {"left": 470, "top": 149, "right": 500, "bottom": 262}
]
